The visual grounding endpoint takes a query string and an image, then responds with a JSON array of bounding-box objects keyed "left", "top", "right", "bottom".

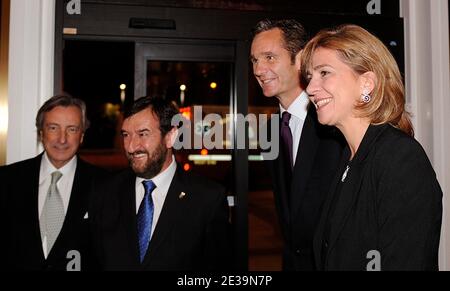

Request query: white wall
[
  {"left": 401, "top": 0, "right": 450, "bottom": 270},
  {"left": 7, "top": 0, "right": 55, "bottom": 163}
]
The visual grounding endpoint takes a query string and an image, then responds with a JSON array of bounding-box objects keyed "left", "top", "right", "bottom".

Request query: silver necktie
[{"left": 40, "top": 171, "right": 65, "bottom": 253}]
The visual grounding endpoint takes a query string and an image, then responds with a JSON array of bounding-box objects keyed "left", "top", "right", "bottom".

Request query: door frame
[
  {"left": 134, "top": 39, "right": 235, "bottom": 98},
  {"left": 134, "top": 39, "right": 249, "bottom": 270}
]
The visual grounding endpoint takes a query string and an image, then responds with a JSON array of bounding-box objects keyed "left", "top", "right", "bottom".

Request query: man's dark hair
[
  {"left": 251, "top": 19, "right": 308, "bottom": 64},
  {"left": 124, "top": 96, "right": 179, "bottom": 136},
  {"left": 36, "top": 94, "right": 89, "bottom": 132}
]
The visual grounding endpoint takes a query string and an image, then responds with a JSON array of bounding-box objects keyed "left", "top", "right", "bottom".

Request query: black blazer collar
[
  {"left": 23, "top": 154, "right": 47, "bottom": 262},
  {"left": 350, "top": 124, "right": 389, "bottom": 164},
  {"left": 141, "top": 169, "right": 186, "bottom": 266},
  {"left": 123, "top": 167, "right": 186, "bottom": 267},
  {"left": 115, "top": 168, "right": 142, "bottom": 265},
  {"left": 273, "top": 105, "right": 320, "bottom": 223},
  {"left": 290, "top": 108, "right": 320, "bottom": 219},
  {"left": 314, "top": 124, "right": 390, "bottom": 268},
  {"left": 47, "top": 156, "right": 91, "bottom": 260}
]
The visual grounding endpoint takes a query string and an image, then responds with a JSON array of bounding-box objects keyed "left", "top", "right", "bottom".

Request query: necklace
[{"left": 341, "top": 165, "right": 350, "bottom": 182}]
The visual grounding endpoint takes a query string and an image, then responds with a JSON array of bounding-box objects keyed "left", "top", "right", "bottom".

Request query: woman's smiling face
[{"left": 306, "top": 47, "right": 364, "bottom": 130}]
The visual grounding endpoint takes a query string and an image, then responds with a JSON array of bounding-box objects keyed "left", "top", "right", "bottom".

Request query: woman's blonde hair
[{"left": 301, "top": 24, "right": 413, "bottom": 136}]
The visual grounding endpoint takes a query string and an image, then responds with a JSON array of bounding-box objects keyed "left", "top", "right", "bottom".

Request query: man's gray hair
[{"left": 35, "top": 94, "right": 90, "bottom": 133}]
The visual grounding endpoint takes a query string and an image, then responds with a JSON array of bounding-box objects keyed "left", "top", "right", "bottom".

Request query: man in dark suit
[
  {"left": 90, "top": 96, "right": 231, "bottom": 271},
  {"left": 0, "top": 94, "right": 105, "bottom": 271},
  {"left": 250, "top": 19, "right": 343, "bottom": 270}
]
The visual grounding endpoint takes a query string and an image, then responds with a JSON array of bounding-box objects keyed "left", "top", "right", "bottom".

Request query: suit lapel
[
  {"left": 120, "top": 169, "right": 142, "bottom": 264},
  {"left": 48, "top": 158, "right": 87, "bottom": 259},
  {"left": 326, "top": 159, "right": 364, "bottom": 253},
  {"left": 64, "top": 159, "right": 88, "bottom": 223},
  {"left": 26, "top": 155, "right": 48, "bottom": 262},
  {"left": 290, "top": 111, "right": 320, "bottom": 219},
  {"left": 143, "top": 169, "right": 184, "bottom": 266},
  {"left": 272, "top": 108, "right": 320, "bottom": 230},
  {"left": 313, "top": 150, "right": 348, "bottom": 269},
  {"left": 273, "top": 141, "right": 291, "bottom": 225},
  {"left": 266, "top": 113, "right": 290, "bottom": 228}
]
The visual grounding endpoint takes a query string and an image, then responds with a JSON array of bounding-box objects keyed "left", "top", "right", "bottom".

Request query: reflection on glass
[
  {"left": 146, "top": 61, "right": 232, "bottom": 187},
  {"left": 247, "top": 67, "right": 283, "bottom": 271},
  {"left": 146, "top": 61, "right": 230, "bottom": 107}
]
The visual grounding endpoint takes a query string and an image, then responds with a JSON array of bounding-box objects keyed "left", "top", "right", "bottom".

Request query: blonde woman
[{"left": 302, "top": 24, "right": 442, "bottom": 271}]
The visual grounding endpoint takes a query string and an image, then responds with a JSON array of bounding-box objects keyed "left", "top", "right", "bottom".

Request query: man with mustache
[
  {"left": 90, "top": 96, "right": 231, "bottom": 271},
  {"left": 0, "top": 94, "right": 105, "bottom": 270}
]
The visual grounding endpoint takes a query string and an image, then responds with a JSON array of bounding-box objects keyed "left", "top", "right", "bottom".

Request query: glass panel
[
  {"left": 247, "top": 67, "right": 283, "bottom": 271},
  {"left": 63, "top": 40, "right": 134, "bottom": 170},
  {"left": 146, "top": 60, "right": 233, "bottom": 187}
]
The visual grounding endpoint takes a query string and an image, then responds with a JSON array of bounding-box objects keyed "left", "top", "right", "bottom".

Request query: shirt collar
[
  {"left": 39, "top": 152, "right": 77, "bottom": 184},
  {"left": 136, "top": 155, "right": 177, "bottom": 192},
  {"left": 279, "top": 91, "right": 309, "bottom": 121}
]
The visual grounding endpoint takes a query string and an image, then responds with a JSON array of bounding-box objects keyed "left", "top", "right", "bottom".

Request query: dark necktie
[
  {"left": 281, "top": 111, "right": 294, "bottom": 169},
  {"left": 137, "top": 180, "right": 156, "bottom": 263}
]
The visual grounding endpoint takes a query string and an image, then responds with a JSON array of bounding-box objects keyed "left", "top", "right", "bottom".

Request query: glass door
[
  {"left": 135, "top": 40, "right": 235, "bottom": 191},
  {"left": 134, "top": 40, "right": 246, "bottom": 269}
]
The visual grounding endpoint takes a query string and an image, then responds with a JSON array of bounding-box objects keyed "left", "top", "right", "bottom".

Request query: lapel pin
[{"left": 179, "top": 192, "right": 186, "bottom": 199}]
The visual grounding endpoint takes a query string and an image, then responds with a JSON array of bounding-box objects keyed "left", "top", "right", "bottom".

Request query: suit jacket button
[
  {"left": 295, "top": 249, "right": 301, "bottom": 254},
  {"left": 324, "top": 241, "right": 329, "bottom": 248}
]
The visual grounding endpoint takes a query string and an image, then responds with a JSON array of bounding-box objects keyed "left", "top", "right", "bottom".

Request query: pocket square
[{"left": 83, "top": 212, "right": 89, "bottom": 219}]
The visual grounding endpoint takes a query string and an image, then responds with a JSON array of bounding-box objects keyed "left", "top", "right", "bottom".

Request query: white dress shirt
[
  {"left": 135, "top": 155, "right": 177, "bottom": 239},
  {"left": 279, "top": 91, "right": 309, "bottom": 165},
  {"left": 38, "top": 153, "right": 77, "bottom": 258}
]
